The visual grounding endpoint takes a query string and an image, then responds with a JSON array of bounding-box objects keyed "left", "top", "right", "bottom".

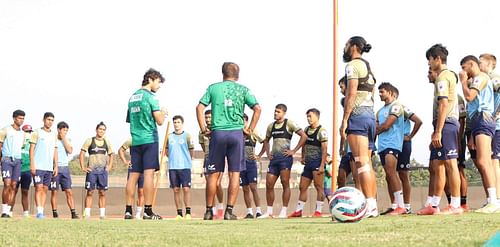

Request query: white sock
[
  {"left": 426, "top": 196, "right": 433, "bottom": 206},
  {"left": 431, "top": 196, "right": 441, "bottom": 207},
  {"left": 266, "top": 206, "right": 273, "bottom": 215},
  {"left": 84, "top": 208, "right": 91, "bottom": 217},
  {"left": 404, "top": 204, "right": 411, "bottom": 210},
  {"left": 279, "top": 207, "right": 287, "bottom": 215},
  {"left": 100, "top": 208, "right": 106, "bottom": 217},
  {"left": 37, "top": 207, "right": 44, "bottom": 214},
  {"left": 256, "top": 207, "right": 262, "bottom": 214},
  {"left": 2, "top": 204, "right": 7, "bottom": 214},
  {"left": 394, "top": 190, "right": 404, "bottom": 208},
  {"left": 296, "top": 200, "right": 305, "bottom": 212},
  {"left": 487, "top": 187, "right": 498, "bottom": 205},
  {"left": 315, "top": 201, "right": 324, "bottom": 212},
  {"left": 450, "top": 196, "right": 460, "bottom": 208},
  {"left": 6, "top": 205, "right": 11, "bottom": 214},
  {"left": 217, "top": 203, "right": 224, "bottom": 210},
  {"left": 247, "top": 208, "right": 253, "bottom": 215},
  {"left": 366, "top": 198, "right": 377, "bottom": 210},
  {"left": 212, "top": 207, "right": 216, "bottom": 215},
  {"left": 391, "top": 203, "right": 397, "bottom": 209},
  {"left": 23, "top": 211, "right": 29, "bottom": 216},
  {"left": 135, "top": 207, "right": 142, "bottom": 217}
]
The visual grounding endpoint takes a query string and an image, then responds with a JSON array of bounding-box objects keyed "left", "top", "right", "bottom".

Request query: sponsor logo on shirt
[
  {"left": 130, "top": 106, "right": 141, "bottom": 113},
  {"left": 129, "top": 94, "right": 143, "bottom": 102}
]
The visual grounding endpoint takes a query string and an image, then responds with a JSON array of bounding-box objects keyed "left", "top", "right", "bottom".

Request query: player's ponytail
[{"left": 349, "top": 36, "right": 371, "bottom": 54}]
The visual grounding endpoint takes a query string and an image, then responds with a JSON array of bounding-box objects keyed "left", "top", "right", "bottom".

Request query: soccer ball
[{"left": 329, "top": 186, "right": 367, "bottom": 222}]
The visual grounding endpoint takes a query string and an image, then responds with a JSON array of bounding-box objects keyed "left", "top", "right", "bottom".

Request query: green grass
[{"left": 1, "top": 213, "right": 499, "bottom": 246}]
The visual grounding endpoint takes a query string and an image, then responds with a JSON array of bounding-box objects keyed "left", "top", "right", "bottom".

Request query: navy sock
[{"left": 125, "top": 205, "right": 133, "bottom": 214}]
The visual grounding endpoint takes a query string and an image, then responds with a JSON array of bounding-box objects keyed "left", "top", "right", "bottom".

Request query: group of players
[
  {"left": 2, "top": 37, "right": 500, "bottom": 220},
  {"left": 339, "top": 37, "right": 500, "bottom": 217}
]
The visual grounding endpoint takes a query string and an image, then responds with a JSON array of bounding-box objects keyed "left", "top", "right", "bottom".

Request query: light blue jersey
[
  {"left": 31, "top": 128, "right": 57, "bottom": 171},
  {"left": 490, "top": 73, "right": 500, "bottom": 130},
  {"left": 376, "top": 101, "right": 405, "bottom": 152},
  {"left": 467, "top": 73, "right": 494, "bottom": 119},
  {"left": 57, "top": 139, "right": 70, "bottom": 167},
  {"left": 0, "top": 125, "right": 25, "bottom": 159},
  {"left": 167, "top": 131, "right": 194, "bottom": 170}
]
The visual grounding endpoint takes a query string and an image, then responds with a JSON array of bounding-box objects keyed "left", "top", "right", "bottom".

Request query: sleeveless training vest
[
  {"left": 88, "top": 137, "right": 108, "bottom": 155},
  {"left": 245, "top": 134, "right": 256, "bottom": 147},
  {"left": 349, "top": 58, "right": 376, "bottom": 92},
  {"left": 305, "top": 125, "right": 322, "bottom": 147},
  {"left": 271, "top": 119, "right": 293, "bottom": 140}
]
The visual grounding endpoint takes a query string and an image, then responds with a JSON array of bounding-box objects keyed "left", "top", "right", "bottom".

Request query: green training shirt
[
  {"left": 127, "top": 88, "right": 160, "bottom": 146},
  {"left": 199, "top": 81, "right": 258, "bottom": 130},
  {"left": 21, "top": 137, "right": 30, "bottom": 172}
]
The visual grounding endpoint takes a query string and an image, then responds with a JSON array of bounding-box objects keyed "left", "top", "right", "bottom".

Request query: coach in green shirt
[{"left": 196, "top": 62, "right": 261, "bottom": 220}]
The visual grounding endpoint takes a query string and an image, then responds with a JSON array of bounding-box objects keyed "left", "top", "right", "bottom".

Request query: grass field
[{"left": 1, "top": 213, "right": 499, "bottom": 247}]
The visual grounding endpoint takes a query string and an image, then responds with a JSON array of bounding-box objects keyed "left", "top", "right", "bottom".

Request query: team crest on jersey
[
  {"left": 437, "top": 81, "right": 447, "bottom": 93},
  {"left": 403, "top": 106, "right": 411, "bottom": 114},
  {"left": 472, "top": 77, "right": 481, "bottom": 88},
  {"left": 345, "top": 65, "right": 354, "bottom": 77},
  {"left": 391, "top": 105, "right": 401, "bottom": 114},
  {"left": 320, "top": 130, "right": 328, "bottom": 138},
  {"left": 493, "top": 79, "right": 500, "bottom": 89}
]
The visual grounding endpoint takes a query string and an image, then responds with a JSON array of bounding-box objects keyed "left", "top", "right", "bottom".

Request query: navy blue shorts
[
  {"left": 397, "top": 141, "right": 411, "bottom": 171},
  {"left": 471, "top": 112, "right": 496, "bottom": 138},
  {"left": 339, "top": 153, "right": 352, "bottom": 175},
  {"left": 301, "top": 159, "right": 321, "bottom": 180},
  {"left": 169, "top": 169, "right": 191, "bottom": 188},
  {"left": 207, "top": 130, "right": 244, "bottom": 173},
  {"left": 17, "top": 171, "right": 32, "bottom": 190},
  {"left": 324, "top": 187, "right": 332, "bottom": 197},
  {"left": 240, "top": 160, "right": 258, "bottom": 186},
  {"left": 49, "top": 166, "right": 72, "bottom": 191},
  {"left": 267, "top": 155, "right": 293, "bottom": 176},
  {"left": 127, "top": 169, "right": 144, "bottom": 189},
  {"left": 430, "top": 120, "right": 459, "bottom": 161},
  {"left": 33, "top": 170, "right": 53, "bottom": 187},
  {"left": 130, "top": 142, "right": 160, "bottom": 173},
  {"left": 379, "top": 148, "right": 400, "bottom": 167},
  {"left": 492, "top": 130, "right": 500, "bottom": 160},
  {"left": 1, "top": 157, "right": 21, "bottom": 182},
  {"left": 346, "top": 114, "right": 376, "bottom": 151},
  {"left": 85, "top": 170, "right": 108, "bottom": 191}
]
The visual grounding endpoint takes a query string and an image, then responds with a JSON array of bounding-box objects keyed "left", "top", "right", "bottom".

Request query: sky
[{"left": 1, "top": 0, "right": 499, "bottom": 165}]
